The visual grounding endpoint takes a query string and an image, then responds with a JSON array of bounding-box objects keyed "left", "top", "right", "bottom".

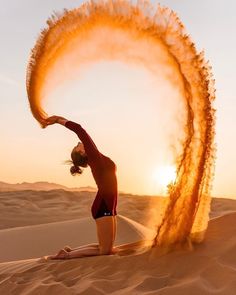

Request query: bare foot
[
  {"left": 38, "top": 256, "right": 49, "bottom": 262},
  {"left": 64, "top": 245, "right": 73, "bottom": 252},
  {"left": 111, "top": 247, "right": 119, "bottom": 255},
  {"left": 51, "top": 249, "right": 70, "bottom": 260}
]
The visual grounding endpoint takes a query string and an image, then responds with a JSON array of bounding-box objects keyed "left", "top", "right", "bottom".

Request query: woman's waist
[{"left": 96, "top": 189, "right": 117, "bottom": 198}]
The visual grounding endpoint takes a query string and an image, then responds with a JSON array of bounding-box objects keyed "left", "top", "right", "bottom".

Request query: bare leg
[
  {"left": 113, "top": 216, "right": 117, "bottom": 244},
  {"left": 64, "top": 243, "right": 99, "bottom": 252},
  {"left": 66, "top": 216, "right": 117, "bottom": 258},
  {"left": 96, "top": 216, "right": 117, "bottom": 255},
  {"left": 65, "top": 246, "right": 100, "bottom": 259},
  {"left": 113, "top": 239, "right": 154, "bottom": 255},
  {"left": 48, "top": 246, "right": 98, "bottom": 260},
  {"left": 49, "top": 216, "right": 117, "bottom": 260}
]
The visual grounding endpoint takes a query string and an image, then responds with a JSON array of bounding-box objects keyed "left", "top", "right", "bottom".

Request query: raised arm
[{"left": 43, "top": 116, "right": 101, "bottom": 161}]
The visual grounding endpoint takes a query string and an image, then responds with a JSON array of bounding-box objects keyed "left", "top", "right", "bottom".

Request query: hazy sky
[{"left": 0, "top": 0, "right": 235, "bottom": 198}]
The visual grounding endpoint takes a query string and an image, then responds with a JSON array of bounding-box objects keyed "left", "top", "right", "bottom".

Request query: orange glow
[{"left": 153, "top": 165, "right": 176, "bottom": 195}]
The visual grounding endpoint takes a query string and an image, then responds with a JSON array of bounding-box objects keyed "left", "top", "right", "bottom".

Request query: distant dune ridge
[
  {"left": 0, "top": 186, "right": 236, "bottom": 294},
  {"left": 0, "top": 180, "right": 96, "bottom": 192}
]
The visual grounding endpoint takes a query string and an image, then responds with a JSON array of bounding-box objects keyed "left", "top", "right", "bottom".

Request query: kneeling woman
[{"left": 44, "top": 116, "right": 118, "bottom": 259}]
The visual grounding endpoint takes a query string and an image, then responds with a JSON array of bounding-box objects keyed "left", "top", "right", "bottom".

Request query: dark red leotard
[{"left": 65, "top": 121, "right": 118, "bottom": 219}]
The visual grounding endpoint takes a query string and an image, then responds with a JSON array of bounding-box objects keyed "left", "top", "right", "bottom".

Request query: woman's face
[{"left": 74, "top": 142, "right": 86, "bottom": 156}]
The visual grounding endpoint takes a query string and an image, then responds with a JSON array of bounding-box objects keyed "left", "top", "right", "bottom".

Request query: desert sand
[{"left": 0, "top": 189, "right": 236, "bottom": 294}]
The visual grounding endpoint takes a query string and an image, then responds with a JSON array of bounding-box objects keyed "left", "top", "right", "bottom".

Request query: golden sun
[{"left": 153, "top": 165, "right": 176, "bottom": 193}]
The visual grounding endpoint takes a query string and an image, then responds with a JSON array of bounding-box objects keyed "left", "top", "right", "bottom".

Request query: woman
[{"left": 43, "top": 115, "right": 118, "bottom": 259}]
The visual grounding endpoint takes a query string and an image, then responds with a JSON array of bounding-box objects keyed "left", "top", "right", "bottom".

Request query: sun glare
[{"left": 153, "top": 165, "right": 176, "bottom": 194}]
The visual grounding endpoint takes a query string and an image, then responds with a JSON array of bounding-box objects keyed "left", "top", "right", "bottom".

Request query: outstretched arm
[{"left": 44, "top": 116, "right": 101, "bottom": 161}]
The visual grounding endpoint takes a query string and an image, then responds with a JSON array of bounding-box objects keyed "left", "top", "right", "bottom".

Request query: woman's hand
[
  {"left": 46, "top": 116, "right": 60, "bottom": 125},
  {"left": 42, "top": 116, "right": 67, "bottom": 128}
]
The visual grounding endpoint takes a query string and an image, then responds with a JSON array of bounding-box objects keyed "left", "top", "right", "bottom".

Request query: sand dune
[
  {"left": 0, "top": 215, "right": 155, "bottom": 263},
  {"left": 0, "top": 190, "right": 236, "bottom": 294},
  {"left": 0, "top": 190, "right": 163, "bottom": 230},
  {"left": 0, "top": 211, "right": 236, "bottom": 294}
]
